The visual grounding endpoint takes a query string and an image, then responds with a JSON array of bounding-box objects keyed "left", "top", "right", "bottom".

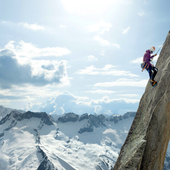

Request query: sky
[{"left": 0, "top": 0, "right": 169, "bottom": 115}]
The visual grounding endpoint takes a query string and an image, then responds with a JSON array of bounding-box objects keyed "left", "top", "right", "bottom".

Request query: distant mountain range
[
  {"left": 0, "top": 105, "right": 24, "bottom": 120},
  {"left": 0, "top": 106, "right": 169, "bottom": 170}
]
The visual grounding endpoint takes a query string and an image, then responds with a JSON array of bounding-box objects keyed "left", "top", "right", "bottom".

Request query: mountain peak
[
  {"left": 57, "top": 112, "right": 79, "bottom": 123},
  {"left": 0, "top": 110, "right": 54, "bottom": 126}
]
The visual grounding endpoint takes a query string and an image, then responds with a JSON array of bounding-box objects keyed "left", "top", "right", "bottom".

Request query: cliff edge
[{"left": 113, "top": 31, "right": 170, "bottom": 170}]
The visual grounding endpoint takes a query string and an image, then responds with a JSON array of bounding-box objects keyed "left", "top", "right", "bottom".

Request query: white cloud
[
  {"left": 87, "top": 21, "right": 112, "bottom": 34},
  {"left": 4, "top": 40, "right": 15, "bottom": 50},
  {"left": 30, "top": 91, "right": 138, "bottom": 115},
  {"left": 94, "top": 78, "right": 148, "bottom": 87},
  {"left": 122, "top": 26, "right": 131, "bottom": 34},
  {"left": 0, "top": 153, "right": 9, "bottom": 170},
  {"left": 0, "top": 85, "right": 63, "bottom": 110},
  {"left": 87, "top": 55, "right": 98, "bottom": 62},
  {"left": 94, "top": 36, "right": 120, "bottom": 48},
  {"left": 1, "top": 21, "right": 45, "bottom": 31},
  {"left": 77, "top": 65, "right": 138, "bottom": 77},
  {"left": 91, "top": 96, "right": 139, "bottom": 114},
  {"left": 103, "top": 129, "right": 118, "bottom": 135},
  {"left": 119, "top": 94, "right": 139, "bottom": 97},
  {"left": 78, "top": 66, "right": 99, "bottom": 75},
  {"left": 94, "top": 36, "right": 110, "bottom": 46},
  {"left": 138, "top": 12, "right": 146, "bottom": 17},
  {"left": 19, "top": 23, "right": 45, "bottom": 31},
  {"left": 103, "top": 65, "right": 116, "bottom": 70},
  {"left": 0, "top": 43, "right": 70, "bottom": 88},
  {"left": 30, "top": 60, "right": 70, "bottom": 84},
  {"left": 35, "top": 91, "right": 94, "bottom": 115},
  {"left": 131, "top": 57, "right": 143, "bottom": 64},
  {"left": 86, "top": 90, "right": 116, "bottom": 94},
  {"left": 4, "top": 41, "right": 71, "bottom": 58}
]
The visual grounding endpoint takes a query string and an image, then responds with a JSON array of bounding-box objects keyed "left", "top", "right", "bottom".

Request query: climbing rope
[
  {"left": 150, "top": 45, "right": 163, "bottom": 65},
  {"left": 155, "top": 45, "right": 163, "bottom": 55}
]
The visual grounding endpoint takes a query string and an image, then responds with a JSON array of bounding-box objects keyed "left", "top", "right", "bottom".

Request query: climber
[{"left": 141, "top": 46, "right": 158, "bottom": 87}]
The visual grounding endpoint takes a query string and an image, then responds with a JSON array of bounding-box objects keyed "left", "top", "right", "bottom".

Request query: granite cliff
[{"left": 113, "top": 31, "right": 170, "bottom": 170}]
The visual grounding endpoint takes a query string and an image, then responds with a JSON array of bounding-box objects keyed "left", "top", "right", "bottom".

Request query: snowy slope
[
  {"left": 0, "top": 105, "right": 24, "bottom": 120},
  {"left": 0, "top": 111, "right": 133, "bottom": 170},
  {"left": 55, "top": 116, "right": 133, "bottom": 170},
  {"left": 0, "top": 109, "right": 170, "bottom": 170},
  {"left": 0, "top": 105, "right": 14, "bottom": 120}
]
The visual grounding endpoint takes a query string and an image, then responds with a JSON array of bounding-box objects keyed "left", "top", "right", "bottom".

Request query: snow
[
  {"left": 0, "top": 112, "right": 129, "bottom": 169},
  {"left": 36, "top": 117, "right": 134, "bottom": 169},
  {"left": 0, "top": 109, "right": 169, "bottom": 170},
  {"left": 0, "top": 106, "right": 13, "bottom": 120},
  {"left": 0, "top": 153, "right": 9, "bottom": 170},
  {"left": 0, "top": 118, "right": 44, "bottom": 170},
  {"left": 0, "top": 105, "right": 24, "bottom": 120}
]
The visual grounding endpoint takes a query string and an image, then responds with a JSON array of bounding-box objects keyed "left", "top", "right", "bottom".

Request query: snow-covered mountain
[
  {"left": 0, "top": 108, "right": 169, "bottom": 170},
  {"left": 0, "top": 105, "right": 24, "bottom": 120}
]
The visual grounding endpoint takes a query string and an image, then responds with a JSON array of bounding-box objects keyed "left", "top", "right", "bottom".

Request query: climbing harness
[{"left": 141, "top": 62, "right": 149, "bottom": 72}]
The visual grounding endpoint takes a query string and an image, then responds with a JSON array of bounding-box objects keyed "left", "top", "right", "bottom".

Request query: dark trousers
[{"left": 146, "top": 65, "right": 158, "bottom": 80}]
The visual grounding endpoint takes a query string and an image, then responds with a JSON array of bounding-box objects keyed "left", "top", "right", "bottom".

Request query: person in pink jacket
[{"left": 142, "top": 46, "right": 158, "bottom": 86}]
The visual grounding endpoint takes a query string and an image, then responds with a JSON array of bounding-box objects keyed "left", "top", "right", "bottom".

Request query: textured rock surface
[
  {"left": 79, "top": 113, "right": 89, "bottom": 121},
  {"left": 110, "top": 112, "right": 136, "bottom": 124},
  {"left": 55, "top": 112, "right": 136, "bottom": 134},
  {"left": 57, "top": 112, "right": 79, "bottom": 123},
  {"left": 78, "top": 114, "right": 107, "bottom": 134},
  {"left": 0, "top": 111, "right": 54, "bottom": 126},
  {"left": 113, "top": 31, "right": 170, "bottom": 170}
]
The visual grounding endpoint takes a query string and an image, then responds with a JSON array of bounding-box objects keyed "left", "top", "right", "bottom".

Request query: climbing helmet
[{"left": 150, "top": 46, "right": 155, "bottom": 53}]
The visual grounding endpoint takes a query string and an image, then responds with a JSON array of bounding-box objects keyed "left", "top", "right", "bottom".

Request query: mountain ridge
[
  {"left": 0, "top": 107, "right": 170, "bottom": 169},
  {"left": 0, "top": 108, "right": 135, "bottom": 170}
]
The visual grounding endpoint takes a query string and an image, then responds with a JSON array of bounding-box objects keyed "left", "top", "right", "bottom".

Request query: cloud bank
[
  {"left": 1, "top": 21, "right": 45, "bottom": 31},
  {"left": 30, "top": 92, "right": 138, "bottom": 115},
  {"left": 19, "top": 23, "right": 45, "bottom": 31},
  {"left": 94, "top": 78, "right": 148, "bottom": 87},
  {"left": 5, "top": 41, "right": 71, "bottom": 58},
  {"left": 77, "top": 65, "right": 138, "bottom": 77},
  {"left": 0, "top": 45, "right": 70, "bottom": 88}
]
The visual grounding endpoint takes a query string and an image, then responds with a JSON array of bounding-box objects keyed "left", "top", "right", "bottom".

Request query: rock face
[
  {"left": 79, "top": 113, "right": 89, "bottom": 121},
  {"left": 57, "top": 112, "right": 79, "bottom": 123},
  {"left": 78, "top": 114, "right": 107, "bottom": 134},
  {"left": 55, "top": 112, "right": 136, "bottom": 134},
  {"left": 113, "top": 31, "right": 170, "bottom": 170},
  {"left": 110, "top": 112, "right": 136, "bottom": 124},
  {"left": 0, "top": 105, "right": 24, "bottom": 120}
]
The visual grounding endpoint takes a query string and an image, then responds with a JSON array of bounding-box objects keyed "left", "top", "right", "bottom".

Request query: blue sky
[{"left": 0, "top": 0, "right": 169, "bottom": 115}]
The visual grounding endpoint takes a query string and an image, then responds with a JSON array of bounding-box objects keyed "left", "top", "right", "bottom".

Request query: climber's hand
[{"left": 154, "top": 54, "right": 157, "bottom": 57}]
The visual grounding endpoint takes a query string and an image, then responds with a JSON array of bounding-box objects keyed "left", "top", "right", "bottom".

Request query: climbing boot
[{"left": 150, "top": 80, "right": 157, "bottom": 87}]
